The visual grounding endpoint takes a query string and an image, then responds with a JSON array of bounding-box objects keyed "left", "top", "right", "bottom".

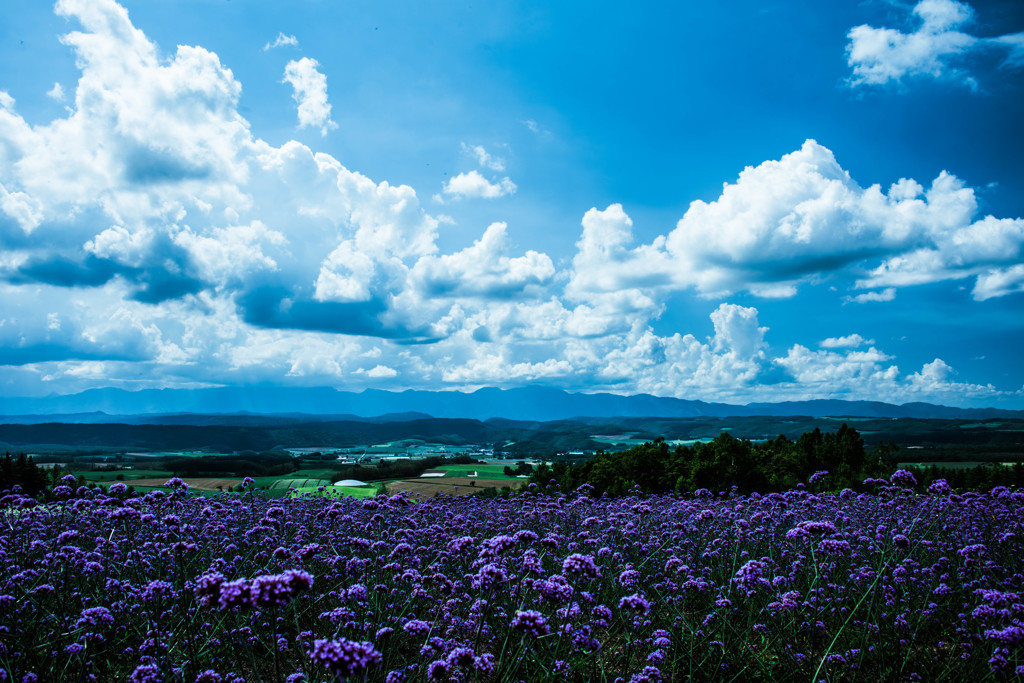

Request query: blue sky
[{"left": 1, "top": 0, "right": 1023, "bottom": 408}]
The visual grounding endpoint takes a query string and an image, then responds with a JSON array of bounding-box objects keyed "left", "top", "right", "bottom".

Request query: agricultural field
[
  {"left": 384, "top": 476, "right": 520, "bottom": 499},
  {"left": 2, "top": 474, "right": 1023, "bottom": 681},
  {"left": 431, "top": 463, "right": 527, "bottom": 480}
]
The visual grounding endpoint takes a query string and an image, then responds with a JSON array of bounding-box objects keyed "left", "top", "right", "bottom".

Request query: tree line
[{"left": 528, "top": 425, "right": 1023, "bottom": 496}]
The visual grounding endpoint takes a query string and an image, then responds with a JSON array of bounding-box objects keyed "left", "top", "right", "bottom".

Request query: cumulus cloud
[
  {"left": 264, "top": 32, "right": 298, "bottom": 51},
  {"left": 46, "top": 82, "right": 65, "bottom": 101},
  {"left": 442, "top": 170, "right": 516, "bottom": 200},
  {"left": 846, "top": 0, "right": 1024, "bottom": 88},
  {"left": 283, "top": 57, "right": 337, "bottom": 135},
  {"left": 652, "top": 140, "right": 1024, "bottom": 301},
  {"left": 411, "top": 222, "right": 554, "bottom": 299}
]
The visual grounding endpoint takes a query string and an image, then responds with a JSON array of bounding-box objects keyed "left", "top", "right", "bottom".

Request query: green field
[
  {"left": 288, "top": 485, "right": 377, "bottom": 499},
  {"left": 73, "top": 469, "right": 172, "bottom": 482},
  {"left": 433, "top": 463, "right": 524, "bottom": 480}
]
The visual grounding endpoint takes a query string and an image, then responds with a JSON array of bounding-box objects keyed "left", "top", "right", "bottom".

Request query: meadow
[{"left": 1, "top": 472, "right": 1022, "bottom": 681}]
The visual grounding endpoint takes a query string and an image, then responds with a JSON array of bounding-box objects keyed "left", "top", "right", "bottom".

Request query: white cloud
[
  {"left": 263, "top": 32, "right": 298, "bottom": 51},
  {"left": 972, "top": 264, "right": 1024, "bottom": 300},
  {"left": 363, "top": 364, "right": 398, "bottom": 378},
  {"left": 820, "top": 334, "right": 874, "bottom": 349},
  {"left": 442, "top": 170, "right": 516, "bottom": 199},
  {"left": 844, "top": 288, "right": 897, "bottom": 304},
  {"left": 462, "top": 142, "right": 505, "bottom": 171},
  {"left": 283, "top": 57, "right": 337, "bottom": 135},
  {"left": 846, "top": 0, "right": 1024, "bottom": 88},
  {"left": 411, "top": 222, "right": 554, "bottom": 299},
  {"left": 47, "top": 82, "right": 65, "bottom": 101},
  {"left": 710, "top": 303, "right": 767, "bottom": 359},
  {"left": 653, "top": 140, "right": 1024, "bottom": 300}
]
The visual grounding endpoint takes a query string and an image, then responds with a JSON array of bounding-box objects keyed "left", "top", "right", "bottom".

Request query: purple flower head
[
  {"left": 479, "top": 534, "right": 516, "bottom": 557},
  {"left": 472, "top": 563, "right": 508, "bottom": 591},
  {"left": 562, "top": 553, "right": 601, "bottom": 578},
  {"left": 733, "top": 559, "right": 772, "bottom": 594},
  {"left": 619, "top": 569, "right": 641, "bottom": 588},
  {"left": 403, "top": 620, "right": 431, "bottom": 637},
  {"left": 163, "top": 477, "right": 188, "bottom": 490},
  {"left": 427, "top": 660, "right": 449, "bottom": 680},
  {"left": 927, "top": 479, "right": 952, "bottom": 495},
  {"left": 619, "top": 593, "right": 651, "bottom": 614},
  {"left": 985, "top": 626, "right": 1024, "bottom": 645},
  {"left": 217, "top": 579, "right": 251, "bottom": 609},
  {"left": 445, "top": 647, "right": 477, "bottom": 668},
  {"left": 537, "top": 574, "right": 574, "bottom": 603},
  {"left": 129, "top": 664, "right": 161, "bottom": 683},
  {"left": 892, "top": 534, "right": 910, "bottom": 549},
  {"left": 889, "top": 470, "right": 917, "bottom": 488},
  {"left": 308, "top": 638, "right": 382, "bottom": 680},
  {"left": 250, "top": 569, "right": 314, "bottom": 607},
  {"left": 194, "top": 571, "right": 226, "bottom": 607},
  {"left": 51, "top": 485, "right": 74, "bottom": 498},
  {"left": 194, "top": 672, "right": 223, "bottom": 683},
  {"left": 808, "top": 470, "right": 829, "bottom": 486},
  {"left": 109, "top": 482, "right": 128, "bottom": 495},
  {"left": 76, "top": 606, "right": 114, "bottom": 629},
  {"left": 511, "top": 609, "right": 551, "bottom": 637}
]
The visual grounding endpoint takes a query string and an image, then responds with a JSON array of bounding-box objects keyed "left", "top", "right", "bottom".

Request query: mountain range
[{"left": 2, "top": 386, "right": 1022, "bottom": 422}]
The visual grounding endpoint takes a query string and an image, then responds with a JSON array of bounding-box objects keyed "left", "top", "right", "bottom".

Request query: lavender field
[{"left": 2, "top": 474, "right": 1023, "bottom": 682}]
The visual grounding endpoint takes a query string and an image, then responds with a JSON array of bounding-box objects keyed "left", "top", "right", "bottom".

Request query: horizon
[{"left": 1, "top": 0, "right": 1023, "bottom": 409}]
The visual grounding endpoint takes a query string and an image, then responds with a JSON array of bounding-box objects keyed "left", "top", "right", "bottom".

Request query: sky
[{"left": 0, "top": 0, "right": 1023, "bottom": 408}]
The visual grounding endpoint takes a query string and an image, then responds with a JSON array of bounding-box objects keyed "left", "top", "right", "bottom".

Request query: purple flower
[
  {"left": 250, "top": 569, "right": 314, "bottom": 607},
  {"left": 194, "top": 672, "right": 223, "bottom": 683},
  {"left": 308, "top": 638, "right": 382, "bottom": 680},
  {"left": 472, "top": 563, "right": 508, "bottom": 591},
  {"left": 562, "top": 553, "right": 601, "bottom": 578},
  {"left": 890, "top": 470, "right": 917, "bottom": 488},
  {"left": 619, "top": 569, "right": 640, "bottom": 588},
  {"left": 427, "top": 660, "right": 449, "bottom": 680},
  {"left": 511, "top": 609, "right": 551, "bottom": 637},
  {"left": 403, "top": 620, "right": 431, "bottom": 637},
  {"left": 985, "top": 626, "right": 1024, "bottom": 645},
  {"left": 194, "top": 571, "right": 226, "bottom": 607},
  {"left": 619, "top": 593, "right": 651, "bottom": 614},
  {"left": 129, "top": 664, "right": 161, "bottom": 683},
  {"left": 927, "top": 479, "right": 952, "bottom": 495},
  {"left": 808, "top": 470, "right": 829, "bottom": 485},
  {"left": 76, "top": 606, "right": 114, "bottom": 629},
  {"left": 733, "top": 559, "right": 772, "bottom": 594}
]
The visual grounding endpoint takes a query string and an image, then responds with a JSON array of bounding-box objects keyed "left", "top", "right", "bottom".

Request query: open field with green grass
[
  {"left": 288, "top": 484, "right": 378, "bottom": 499},
  {"left": 432, "top": 463, "right": 524, "bottom": 480},
  {"left": 72, "top": 468, "right": 173, "bottom": 482}
]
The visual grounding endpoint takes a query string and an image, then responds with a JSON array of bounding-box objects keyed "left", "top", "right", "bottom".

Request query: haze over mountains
[{"left": 2, "top": 387, "right": 1021, "bottom": 423}]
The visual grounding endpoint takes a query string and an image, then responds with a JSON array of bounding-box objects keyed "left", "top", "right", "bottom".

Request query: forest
[{"left": 529, "top": 424, "right": 1024, "bottom": 495}]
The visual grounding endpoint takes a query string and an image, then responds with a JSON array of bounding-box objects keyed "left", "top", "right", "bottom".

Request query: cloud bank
[{"left": 0, "top": 0, "right": 1022, "bottom": 408}]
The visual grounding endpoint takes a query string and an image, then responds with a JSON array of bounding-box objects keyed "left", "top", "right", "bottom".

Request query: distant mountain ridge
[{"left": 2, "top": 386, "right": 1022, "bottom": 422}]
